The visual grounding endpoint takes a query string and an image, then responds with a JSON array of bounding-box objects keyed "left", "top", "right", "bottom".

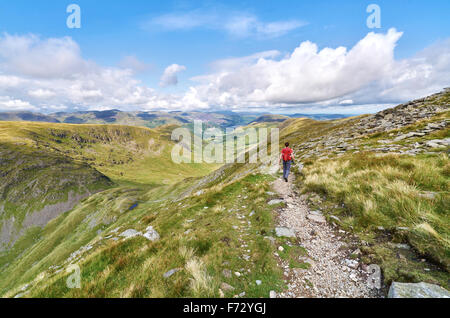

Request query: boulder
[
  {"left": 344, "top": 259, "right": 359, "bottom": 269},
  {"left": 426, "top": 139, "right": 448, "bottom": 148},
  {"left": 388, "top": 282, "right": 450, "bottom": 298},
  {"left": 418, "top": 191, "right": 438, "bottom": 200},
  {"left": 222, "top": 269, "right": 232, "bottom": 278},
  {"left": 163, "top": 268, "right": 181, "bottom": 278},
  {"left": 394, "top": 132, "right": 421, "bottom": 141},
  {"left": 221, "top": 282, "right": 235, "bottom": 292},
  {"left": 268, "top": 199, "right": 284, "bottom": 205},
  {"left": 142, "top": 226, "right": 160, "bottom": 241},
  {"left": 307, "top": 214, "right": 326, "bottom": 223},
  {"left": 275, "top": 227, "right": 296, "bottom": 238},
  {"left": 119, "top": 229, "right": 141, "bottom": 239},
  {"left": 426, "top": 123, "right": 439, "bottom": 130}
]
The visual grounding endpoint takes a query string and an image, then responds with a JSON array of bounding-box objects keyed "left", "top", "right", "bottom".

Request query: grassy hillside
[
  {"left": 250, "top": 114, "right": 290, "bottom": 124},
  {"left": 0, "top": 121, "right": 285, "bottom": 297},
  {"left": 0, "top": 140, "right": 113, "bottom": 252},
  {"left": 0, "top": 122, "right": 218, "bottom": 186},
  {"left": 0, "top": 163, "right": 285, "bottom": 298},
  {"left": 0, "top": 89, "right": 448, "bottom": 297},
  {"left": 289, "top": 113, "right": 352, "bottom": 120},
  {"left": 0, "top": 121, "right": 220, "bottom": 292}
]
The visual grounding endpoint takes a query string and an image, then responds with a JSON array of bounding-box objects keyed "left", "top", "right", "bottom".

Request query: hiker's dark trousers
[{"left": 283, "top": 160, "right": 292, "bottom": 180}]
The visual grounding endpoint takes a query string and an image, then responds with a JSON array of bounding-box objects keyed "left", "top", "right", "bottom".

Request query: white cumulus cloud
[
  {"left": 182, "top": 28, "right": 450, "bottom": 110},
  {"left": 0, "top": 30, "right": 449, "bottom": 114},
  {"left": 119, "top": 55, "right": 152, "bottom": 73},
  {"left": 0, "top": 33, "right": 91, "bottom": 78},
  {"left": 28, "top": 89, "right": 56, "bottom": 99},
  {"left": 0, "top": 96, "right": 36, "bottom": 111},
  {"left": 339, "top": 100, "right": 354, "bottom": 105},
  {"left": 185, "top": 29, "right": 404, "bottom": 107},
  {"left": 0, "top": 33, "right": 166, "bottom": 112}
]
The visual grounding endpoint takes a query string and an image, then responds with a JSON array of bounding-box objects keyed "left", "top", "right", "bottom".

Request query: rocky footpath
[
  {"left": 269, "top": 171, "right": 450, "bottom": 298},
  {"left": 270, "top": 174, "right": 381, "bottom": 298}
]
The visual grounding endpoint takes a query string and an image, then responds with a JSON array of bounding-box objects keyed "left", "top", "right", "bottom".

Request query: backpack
[{"left": 282, "top": 147, "right": 293, "bottom": 161}]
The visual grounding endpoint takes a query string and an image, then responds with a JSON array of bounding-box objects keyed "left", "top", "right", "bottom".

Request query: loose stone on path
[{"left": 275, "top": 227, "right": 296, "bottom": 238}]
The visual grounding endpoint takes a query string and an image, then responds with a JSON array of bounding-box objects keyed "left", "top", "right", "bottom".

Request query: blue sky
[{"left": 0, "top": 0, "right": 449, "bottom": 114}]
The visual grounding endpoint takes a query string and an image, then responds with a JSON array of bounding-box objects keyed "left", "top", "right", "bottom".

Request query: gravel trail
[{"left": 272, "top": 173, "right": 380, "bottom": 298}]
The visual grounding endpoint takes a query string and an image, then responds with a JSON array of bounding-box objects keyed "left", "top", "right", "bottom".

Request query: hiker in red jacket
[{"left": 279, "top": 142, "right": 294, "bottom": 182}]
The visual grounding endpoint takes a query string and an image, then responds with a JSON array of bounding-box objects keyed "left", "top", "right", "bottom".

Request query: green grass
[
  {"left": 0, "top": 121, "right": 219, "bottom": 186},
  {"left": 0, "top": 117, "right": 285, "bottom": 298},
  {"left": 0, "top": 121, "right": 218, "bottom": 250},
  {"left": 0, "top": 121, "right": 224, "bottom": 297},
  {"left": 1, "top": 173, "right": 284, "bottom": 298},
  {"left": 277, "top": 239, "right": 310, "bottom": 269},
  {"left": 0, "top": 142, "right": 112, "bottom": 249}
]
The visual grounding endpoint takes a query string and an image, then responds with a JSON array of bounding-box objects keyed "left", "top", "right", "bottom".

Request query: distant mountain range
[
  {"left": 0, "top": 110, "right": 258, "bottom": 129},
  {"left": 289, "top": 113, "right": 352, "bottom": 120},
  {"left": 250, "top": 114, "right": 290, "bottom": 124},
  {"left": 0, "top": 110, "right": 353, "bottom": 128}
]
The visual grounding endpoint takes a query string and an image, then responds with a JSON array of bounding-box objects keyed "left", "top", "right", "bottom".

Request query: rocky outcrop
[
  {"left": 119, "top": 226, "right": 160, "bottom": 242},
  {"left": 1, "top": 191, "right": 97, "bottom": 251},
  {"left": 388, "top": 282, "right": 450, "bottom": 298},
  {"left": 0, "top": 144, "right": 112, "bottom": 251},
  {"left": 295, "top": 88, "right": 450, "bottom": 160}
]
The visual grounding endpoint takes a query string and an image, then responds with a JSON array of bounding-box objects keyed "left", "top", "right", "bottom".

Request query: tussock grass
[
  {"left": 179, "top": 246, "right": 196, "bottom": 262},
  {"left": 301, "top": 152, "right": 449, "bottom": 277},
  {"left": 186, "top": 258, "right": 214, "bottom": 297}
]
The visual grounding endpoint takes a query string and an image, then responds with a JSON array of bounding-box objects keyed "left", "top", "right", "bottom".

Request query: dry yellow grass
[
  {"left": 185, "top": 258, "right": 214, "bottom": 297},
  {"left": 301, "top": 152, "right": 449, "bottom": 270}
]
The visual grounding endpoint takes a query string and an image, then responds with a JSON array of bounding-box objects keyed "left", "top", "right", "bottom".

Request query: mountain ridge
[{"left": 0, "top": 109, "right": 355, "bottom": 129}]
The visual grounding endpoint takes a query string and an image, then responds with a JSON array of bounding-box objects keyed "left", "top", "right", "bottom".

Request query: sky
[{"left": 0, "top": 0, "right": 449, "bottom": 114}]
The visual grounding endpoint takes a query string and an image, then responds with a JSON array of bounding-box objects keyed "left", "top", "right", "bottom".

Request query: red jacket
[{"left": 281, "top": 147, "right": 293, "bottom": 161}]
